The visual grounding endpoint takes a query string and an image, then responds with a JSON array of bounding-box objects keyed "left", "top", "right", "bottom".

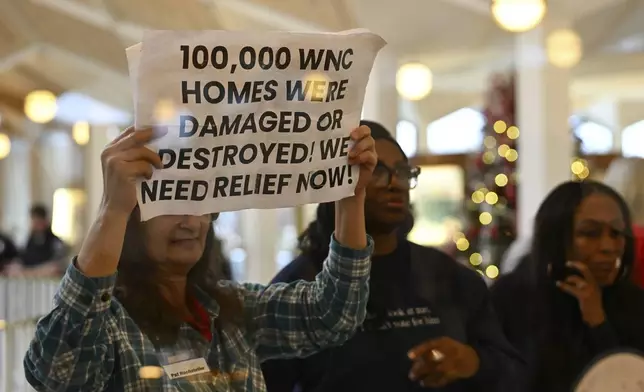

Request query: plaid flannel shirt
[{"left": 24, "top": 234, "right": 373, "bottom": 392}]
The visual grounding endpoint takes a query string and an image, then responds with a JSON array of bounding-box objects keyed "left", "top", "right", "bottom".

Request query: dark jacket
[
  {"left": 261, "top": 240, "right": 523, "bottom": 392},
  {"left": 0, "top": 232, "right": 18, "bottom": 272},
  {"left": 491, "top": 255, "right": 644, "bottom": 392},
  {"left": 22, "top": 228, "right": 65, "bottom": 267}
]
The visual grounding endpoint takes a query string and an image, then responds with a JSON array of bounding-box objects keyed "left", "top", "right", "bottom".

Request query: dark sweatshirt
[
  {"left": 491, "top": 256, "right": 644, "bottom": 392},
  {"left": 261, "top": 240, "right": 523, "bottom": 392}
]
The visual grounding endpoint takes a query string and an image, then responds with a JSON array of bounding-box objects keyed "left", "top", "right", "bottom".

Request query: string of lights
[
  {"left": 453, "top": 74, "right": 517, "bottom": 281},
  {"left": 571, "top": 131, "right": 589, "bottom": 181},
  {"left": 450, "top": 74, "right": 586, "bottom": 280}
]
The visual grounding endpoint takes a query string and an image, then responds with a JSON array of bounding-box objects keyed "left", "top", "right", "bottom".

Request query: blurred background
[{"left": 1, "top": 0, "right": 644, "bottom": 388}]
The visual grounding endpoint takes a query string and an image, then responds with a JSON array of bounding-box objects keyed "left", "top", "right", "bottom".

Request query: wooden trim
[
  {"left": 586, "top": 154, "right": 620, "bottom": 172},
  {"left": 410, "top": 154, "right": 468, "bottom": 168},
  {"left": 410, "top": 153, "right": 620, "bottom": 172},
  {"left": 407, "top": 153, "right": 621, "bottom": 202}
]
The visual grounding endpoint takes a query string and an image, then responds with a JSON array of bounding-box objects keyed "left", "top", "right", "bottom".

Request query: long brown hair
[{"left": 114, "top": 208, "right": 243, "bottom": 343}]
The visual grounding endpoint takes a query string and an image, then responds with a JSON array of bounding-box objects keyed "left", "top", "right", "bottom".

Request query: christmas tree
[
  {"left": 455, "top": 74, "right": 518, "bottom": 280},
  {"left": 452, "top": 75, "right": 585, "bottom": 279}
]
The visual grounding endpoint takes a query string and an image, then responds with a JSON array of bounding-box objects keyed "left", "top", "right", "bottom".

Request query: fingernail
[
  {"left": 154, "top": 126, "right": 169, "bottom": 135},
  {"left": 408, "top": 351, "right": 415, "bottom": 359},
  {"left": 555, "top": 281, "right": 561, "bottom": 287},
  {"left": 566, "top": 261, "right": 573, "bottom": 267}
]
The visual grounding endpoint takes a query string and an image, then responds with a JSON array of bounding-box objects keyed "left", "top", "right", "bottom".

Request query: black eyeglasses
[{"left": 372, "top": 161, "right": 420, "bottom": 189}]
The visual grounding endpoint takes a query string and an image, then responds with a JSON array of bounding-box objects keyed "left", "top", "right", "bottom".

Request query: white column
[
  {"left": 0, "top": 145, "right": 5, "bottom": 228},
  {"left": 416, "top": 121, "right": 429, "bottom": 154},
  {"left": 362, "top": 46, "right": 398, "bottom": 134},
  {"left": 30, "top": 138, "right": 47, "bottom": 208},
  {"left": 0, "top": 139, "right": 31, "bottom": 244},
  {"left": 84, "top": 125, "right": 114, "bottom": 228},
  {"left": 240, "top": 209, "right": 279, "bottom": 284},
  {"left": 516, "top": 19, "right": 574, "bottom": 236},
  {"left": 22, "top": 122, "right": 46, "bottom": 212},
  {"left": 34, "top": 131, "right": 83, "bottom": 205},
  {"left": 400, "top": 99, "right": 428, "bottom": 155}
]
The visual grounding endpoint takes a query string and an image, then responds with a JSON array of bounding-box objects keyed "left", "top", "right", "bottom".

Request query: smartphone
[
  {"left": 551, "top": 250, "right": 585, "bottom": 282},
  {"left": 550, "top": 263, "right": 582, "bottom": 282}
]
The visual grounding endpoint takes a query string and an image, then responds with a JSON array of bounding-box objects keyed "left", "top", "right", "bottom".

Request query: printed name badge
[{"left": 163, "top": 358, "right": 210, "bottom": 380}]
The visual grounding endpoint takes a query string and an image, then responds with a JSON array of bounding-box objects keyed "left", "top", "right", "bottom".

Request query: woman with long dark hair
[
  {"left": 491, "top": 180, "right": 644, "bottom": 392},
  {"left": 24, "top": 125, "right": 377, "bottom": 391}
]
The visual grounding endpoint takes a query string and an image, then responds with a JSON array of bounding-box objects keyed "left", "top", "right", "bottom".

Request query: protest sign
[
  {"left": 574, "top": 351, "right": 644, "bottom": 392},
  {"left": 126, "top": 29, "right": 386, "bottom": 220}
]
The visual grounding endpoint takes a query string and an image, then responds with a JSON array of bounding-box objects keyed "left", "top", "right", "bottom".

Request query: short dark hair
[
  {"left": 517, "top": 180, "right": 637, "bottom": 386},
  {"left": 30, "top": 204, "right": 48, "bottom": 219},
  {"left": 297, "top": 120, "right": 409, "bottom": 263}
]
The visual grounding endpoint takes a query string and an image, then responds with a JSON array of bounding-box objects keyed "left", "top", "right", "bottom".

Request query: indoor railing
[{"left": 0, "top": 277, "right": 59, "bottom": 392}]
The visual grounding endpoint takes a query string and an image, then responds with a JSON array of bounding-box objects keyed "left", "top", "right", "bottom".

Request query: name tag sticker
[{"left": 163, "top": 358, "right": 210, "bottom": 380}]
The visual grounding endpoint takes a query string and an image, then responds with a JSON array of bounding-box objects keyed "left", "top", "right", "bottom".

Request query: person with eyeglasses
[{"left": 261, "top": 120, "right": 523, "bottom": 392}]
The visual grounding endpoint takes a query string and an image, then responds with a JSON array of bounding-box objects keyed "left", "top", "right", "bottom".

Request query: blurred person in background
[
  {"left": 491, "top": 180, "right": 644, "bottom": 392},
  {"left": 262, "top": 121, "right": 522, "bottom": 392},
  {"left": 0, "top": 230, "right": 19, "bottom": 275},
  {"left": 19, "top": 204, "right": 66, "bottom": 277},
  {"left": 603, "top": 157, "right": 644, "bottom": 287}
]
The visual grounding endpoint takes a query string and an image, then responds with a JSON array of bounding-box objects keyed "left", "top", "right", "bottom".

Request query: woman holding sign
[
  {"left": 24, "top": 125, "right": 376, "bottom": 392},
  {"left": 491, "top": 180, "right": 644, "bottom": 392}
]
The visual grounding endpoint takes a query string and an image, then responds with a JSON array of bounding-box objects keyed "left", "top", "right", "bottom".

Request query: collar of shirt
[{"left": 187, "top": 296, "right": 213, "bottom": 342}]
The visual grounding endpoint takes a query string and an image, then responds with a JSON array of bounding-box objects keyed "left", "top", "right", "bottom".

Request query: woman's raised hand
[
  {"left": 348, "top": 125, "right": 377, "bottom": 196},
  {"left": 100, "top": 127, "right": 165, "bottom": 216}
]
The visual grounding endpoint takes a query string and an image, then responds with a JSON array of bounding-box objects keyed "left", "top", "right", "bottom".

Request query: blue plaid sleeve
[
  {"left": 24, "top": 261, "right": 116, "bottom": 392},
  {"left": 242, "top": 233, "right": 373, "bottom": 361}
]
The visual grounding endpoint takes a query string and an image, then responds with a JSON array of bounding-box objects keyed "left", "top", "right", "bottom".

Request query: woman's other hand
[
  {"left": 348, "top": 125, "right": 377, "bottom": 197},
  {"left": 334, "top": 125, "right": 376, "bottom": 250},
  {"left": 100, "top": 127, "right": 165, "bottom": 216}
]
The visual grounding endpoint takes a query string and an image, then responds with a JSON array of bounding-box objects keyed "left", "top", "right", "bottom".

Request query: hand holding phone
[
  {"left": 550, "top": 262, "right": 583, "bottom": 282},
  {"left": 556, "top": 261, "right": 606, "bottom": 327}
]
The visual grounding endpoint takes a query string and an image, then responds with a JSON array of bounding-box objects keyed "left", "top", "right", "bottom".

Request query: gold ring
[{"left": 431, "top": 349, "right": 445, "bottom": 361}]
